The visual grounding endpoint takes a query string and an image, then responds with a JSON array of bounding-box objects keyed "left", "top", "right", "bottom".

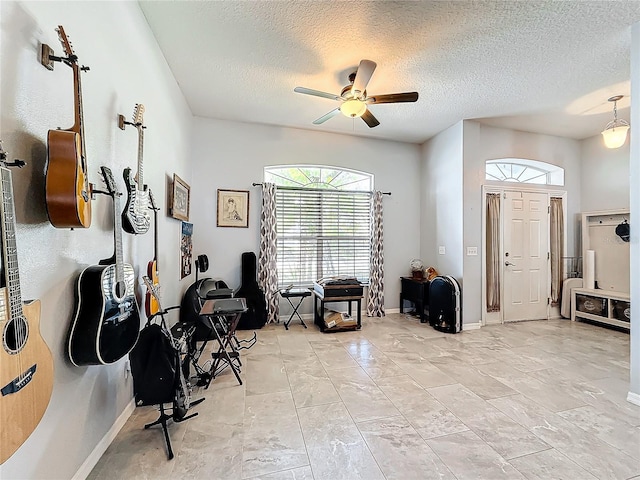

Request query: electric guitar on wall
[
  {"left": 121, "top": 104, "right": 151, "bottom": 234},
  {"left": 145, "top": 189, "right": 160, "bottom": 317},
  {"left": 67, "top": 166, "right": 140, "bottom": 366},
  {"left": 45, "top": 25, "right": 92, "bottom": 229},
  {"left": 0, "top": 142, "right": 54, "bottom": 464}
]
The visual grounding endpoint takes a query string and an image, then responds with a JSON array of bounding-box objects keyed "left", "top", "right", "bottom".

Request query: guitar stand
[
  {"left": 144, "top": 398, "right": 204, "bottom": 460},
  {"left": 232, "top": 331, "right": 258, "bottom": 350},
  {"left": 145, "top": 306, "right": 206, "bottom": 460}
]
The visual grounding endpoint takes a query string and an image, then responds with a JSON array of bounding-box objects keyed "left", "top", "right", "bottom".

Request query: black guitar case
[
  {"left": 234, "top": 252, "right": 267, "bottom": 330},
  {"left": 428, "top": 275, "right": 462, "bottom": 333}
]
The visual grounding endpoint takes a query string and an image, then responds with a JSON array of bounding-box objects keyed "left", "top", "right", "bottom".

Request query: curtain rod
[{"left": 252, "top": 183, "right": 391, "bottom": 196}]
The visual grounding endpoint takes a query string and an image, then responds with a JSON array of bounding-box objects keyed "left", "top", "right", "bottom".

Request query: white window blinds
[{"left": 276, "top": 188, "right": 371, "bottom": 286}]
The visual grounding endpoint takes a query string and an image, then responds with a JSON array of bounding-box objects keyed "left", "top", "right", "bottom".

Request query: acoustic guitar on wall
[
  {"left": 0, "top": 142, "right": 54, "bottom": 464},
  {"left": 45, "top": 25, "right": 92, "bottom": 229},
  {"left": 67, "top": 166, "right": 140, "bottom": 366}
]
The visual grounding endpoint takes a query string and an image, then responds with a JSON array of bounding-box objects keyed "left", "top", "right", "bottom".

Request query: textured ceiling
[{"left": 138, "top": 1, "right": 640, "bottom": 144}]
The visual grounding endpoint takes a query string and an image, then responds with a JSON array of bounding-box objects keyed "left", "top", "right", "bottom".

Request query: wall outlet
[
  {"left": 124, "top": 360, "right": 131, "bottom": 380},
  {"left": 438, "top": 246, "right": 446, "bottom": 255},
  {"left": 466, "top": 246, "right": 478, "bottom": 256}
]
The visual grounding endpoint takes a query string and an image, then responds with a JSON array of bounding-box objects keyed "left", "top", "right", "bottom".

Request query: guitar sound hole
[
  {"left": 115, "top": 281, "right": 127, "bottom": 298},
  {"left": 3, "top": 317, "right": 28, "bottom": 354}
]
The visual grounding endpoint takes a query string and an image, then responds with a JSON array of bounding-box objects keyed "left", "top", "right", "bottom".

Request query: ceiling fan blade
[
  {"left": 367, "top": 92, "right": 419, "bottom": 104},
  {"left": 313, "top": 108, "right": 341, "bottom": 125},
  {"left": 294, "top": 87, "right": 341, "bottom": 101},
  {"left": 351, "top": 59, "right": 377, "bottom": 98},
  {"left": 361, "top": 109, "right": 380, "bottom": 128}
]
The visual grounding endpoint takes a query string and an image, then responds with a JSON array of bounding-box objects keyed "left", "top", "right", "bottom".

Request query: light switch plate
[
  {"left": 438, "top": 246, "right": 446, "bottom": 255},
  {"left": 467, "top": 246, "right": 478, "bottom": 256}
]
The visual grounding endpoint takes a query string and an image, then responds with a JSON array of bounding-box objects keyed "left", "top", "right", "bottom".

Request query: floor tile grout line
[{"left": 278, "top": 334, "right": 315, "bottom": 479}]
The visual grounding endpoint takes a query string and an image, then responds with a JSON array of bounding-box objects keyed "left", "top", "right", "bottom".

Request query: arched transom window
[
  {"left": 265, "top": 165, "right": 373, "bottom": 191},
  {"left": 263, "top": 165, "right": 374, "bottom": 286},
  {"left": 485, "top": 158, "right": 564, "bottom": 186}
]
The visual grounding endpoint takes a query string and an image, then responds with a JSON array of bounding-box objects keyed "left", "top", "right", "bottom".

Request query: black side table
[
  {"left": 400, "top": 276, "right": 430, "bottom": 323},
  {"left": 280, "top": 288, "right": 311, "bottom": 330}
]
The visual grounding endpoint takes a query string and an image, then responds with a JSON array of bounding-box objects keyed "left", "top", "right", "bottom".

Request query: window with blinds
[{"left": 276, "top": 188, "right": 372, "bottom": 287}]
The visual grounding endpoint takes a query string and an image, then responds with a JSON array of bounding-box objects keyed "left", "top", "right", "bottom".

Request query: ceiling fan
[{"left": 294, "top": 59, "right": 418, "bottom": 128}]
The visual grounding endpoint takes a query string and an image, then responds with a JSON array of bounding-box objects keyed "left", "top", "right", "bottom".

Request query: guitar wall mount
[
  {"left": 39, "top": 43, "right": 90, "bottom": 73},
  {"left": 118, "top": 115, "right": 146, "bottom": 131},
  {"left": 40, "top": 43, "right": 55, "bottom": 71}
]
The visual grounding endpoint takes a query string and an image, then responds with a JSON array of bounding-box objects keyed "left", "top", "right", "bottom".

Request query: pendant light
[{"left": 601, "top": 95, "right": 630, "bottom": 149}]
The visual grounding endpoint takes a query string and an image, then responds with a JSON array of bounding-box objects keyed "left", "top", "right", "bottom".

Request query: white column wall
[
  {"left": 420, "top": 121, "right": 464, "bottom": 296},
  {"left": 629, "top": 22, "right": 639, "bottom": 402},
  {"left": 0, "top": 2, "right": 193, "bottom": 478}
]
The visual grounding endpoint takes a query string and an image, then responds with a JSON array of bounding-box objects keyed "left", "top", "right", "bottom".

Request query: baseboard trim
[
  {"left": 72, "top": 399, "right": 136, "bottom": 480},
  {"left": 385, "top": 308, "right": 400, "bottom": 314},
  {"left": 627, "top": 391, "right": 640, "bottom": 407},
  {"left": 463, "top": 322, "right": 482, "bottom": 330}
]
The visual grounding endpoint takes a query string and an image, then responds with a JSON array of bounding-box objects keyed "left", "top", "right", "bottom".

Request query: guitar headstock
[
  {"left": 142, "top": 275, "right": 163, "bottom": 310},
  {"left": 132, "top": 104, "right": 145, "bottom": 127},
  {"left": 56, "top": 25, "right": 76, "bottom": 60},
  {"left": 99, "top": 166, "right": 119, "bottom": 197}
]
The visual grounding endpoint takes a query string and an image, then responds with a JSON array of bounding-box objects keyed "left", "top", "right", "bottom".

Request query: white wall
[
  {"left": 580, "top": 134, "right": 630, "bottom": 212},
  {"left": 420, "top": 121, "right": 464, "bottom": 280},
  {"left": 189, "top": 117, "right": 422, "bottom": 314},
  {"left": 0, "top": 2, "right": 193, "bottom": 478},
  {"left": 629, "top": 22, "right": 639, "bottom": 401}
]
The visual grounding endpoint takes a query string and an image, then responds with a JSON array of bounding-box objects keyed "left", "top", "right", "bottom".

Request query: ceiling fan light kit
[
  {"left": 295, "top": 59, "right": 418, "bottom": 128},
  {"left": 340, "top": 98, "right": 367, "bottom": 118},
  {"left": 601, "top": 95, "right": 630, "bottom": 149}
]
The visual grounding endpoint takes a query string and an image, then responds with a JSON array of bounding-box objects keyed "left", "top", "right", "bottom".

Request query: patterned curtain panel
[
  {"left": 258, "top": 182, "right": 279, "bottom": 323},
  {"left": 367, "top": 191, "right": 385, "bottom": 317},
  {"left": 550, "top": 197, "right": 564, "bottom": 306},
  {"left": 486, "top": 193, "right": 501, "bottom": 312}
]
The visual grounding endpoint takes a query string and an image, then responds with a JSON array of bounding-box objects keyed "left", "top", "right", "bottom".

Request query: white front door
[{"left": 503, "top": 191, "right": 549, "bottom": 322}]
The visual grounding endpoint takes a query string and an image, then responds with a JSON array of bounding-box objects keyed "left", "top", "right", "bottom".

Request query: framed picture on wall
[
  {"left": 170, "top": 174, "right": 190, "bottom": 221},
  {"left": 180, "top": 221, "right": 193, "bottom": 279},
  {"left": 217, "top": 189, "right": 249, "bottom": 228}
]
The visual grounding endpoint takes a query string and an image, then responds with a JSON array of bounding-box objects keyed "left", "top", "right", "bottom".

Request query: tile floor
[{"left": 88, "top": 314, "right": 640, "bottom": 480}]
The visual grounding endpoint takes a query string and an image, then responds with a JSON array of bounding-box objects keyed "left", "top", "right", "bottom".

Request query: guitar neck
[
  {"left": 136, "top": 127, "right": 144, "bottom": 189},
  {"left": 153, "top": 208, "right": 159, "bottom": 269},
  {"left": 0, "top": 167, "right": 24, "bottom": 319},
  {"left": 112, "top": 193, "right": 125, "bottom": 284},
  {"left": 71, "top": 63, "right": 86, "bottom": 157}
]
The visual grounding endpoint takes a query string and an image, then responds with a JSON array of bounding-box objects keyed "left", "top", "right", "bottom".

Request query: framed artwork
[
  {"left": 180, "top": 221, "right": 193, "bottom": 279},
  {"left": 217, "top": 189, "right": 249, "bottom": 228},
  {"left": 170, "top": 174, "right": 190, "bottom": 221}
]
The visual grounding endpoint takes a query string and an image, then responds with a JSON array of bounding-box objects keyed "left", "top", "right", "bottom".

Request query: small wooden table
[{"left": 312, "top": 291, "right": 362, "bottom": 332}]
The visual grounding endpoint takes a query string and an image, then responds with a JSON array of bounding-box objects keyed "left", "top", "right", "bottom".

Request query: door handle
[{"left": 505, "top": 261, "right": 515, "bottom": 266}]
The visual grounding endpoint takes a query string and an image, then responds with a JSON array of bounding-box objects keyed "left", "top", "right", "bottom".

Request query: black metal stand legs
[
  {"left": 283, "top": 295, "right": 307, "bottom": 329},
  {"left": 144, "top": 399, "right": 203, "bottom": 460}
]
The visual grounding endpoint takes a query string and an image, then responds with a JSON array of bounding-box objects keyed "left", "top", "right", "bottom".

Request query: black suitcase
[{"left": 429, "top": 275, "right": 461, "bottom": 333}]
